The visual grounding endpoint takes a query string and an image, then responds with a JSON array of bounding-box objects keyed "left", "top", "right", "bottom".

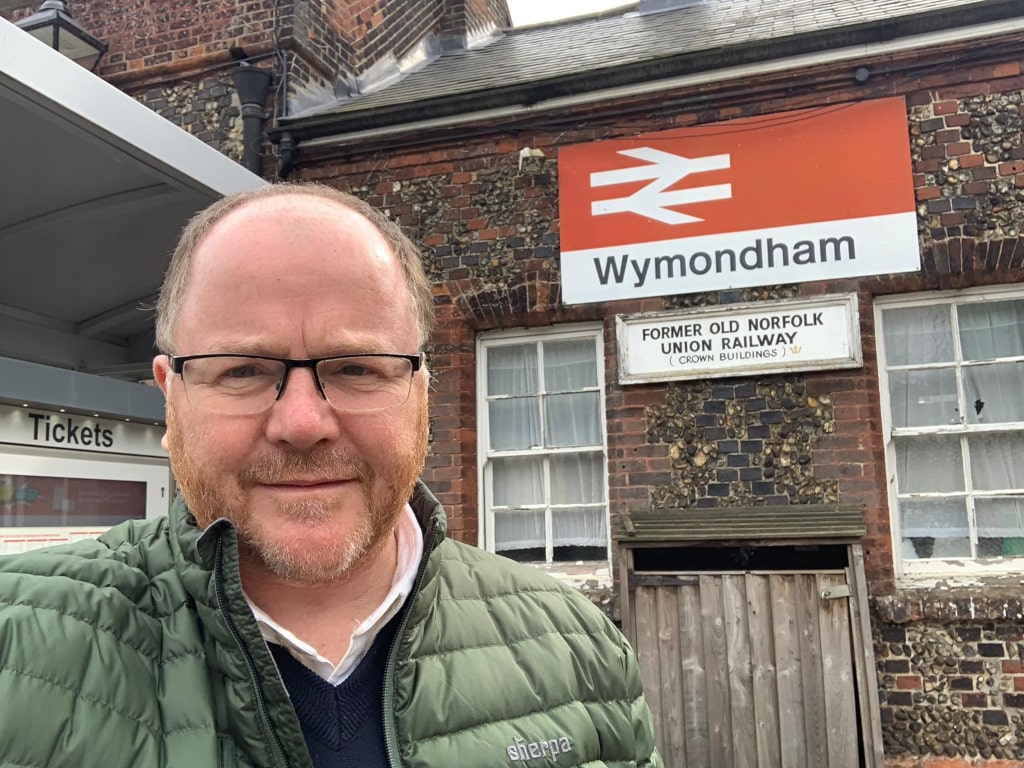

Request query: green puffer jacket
[{"left": 0, "top": 482, "right": 661, "bottom": 768}]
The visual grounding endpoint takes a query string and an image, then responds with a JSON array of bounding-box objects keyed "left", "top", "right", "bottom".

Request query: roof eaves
[{"left": 269, "top": 0, "right": 1024, "bottom": 144}]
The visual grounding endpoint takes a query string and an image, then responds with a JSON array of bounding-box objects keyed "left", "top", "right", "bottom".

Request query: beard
[{"left": 165, "top": 401, "right": 428, "bottom": 585}]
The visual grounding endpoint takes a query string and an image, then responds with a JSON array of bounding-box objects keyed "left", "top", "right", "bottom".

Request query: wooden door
[{"left": 629, "top": 571, "right": 860, "bottom": 768}]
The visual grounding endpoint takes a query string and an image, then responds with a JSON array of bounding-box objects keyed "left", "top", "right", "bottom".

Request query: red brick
[
  {"left": 998, "top": 161, "right": 1024, "bottom": 176},
  {"left": 933, "top": 100, "right": 960, "bottom": 116},
  {"left": 1001, "top": 659, "right": 1024, "bottom": 673},
  {"left": 994, "top": 61, "right": 1022, "bottom": 78},
  {"left": 896, "top": 675, "right": 922, "bottom": 690},
  {"left": 944, "top": 113, "right": 971, "bottom": 127},
  {"left": 915, "top": 187, "right": 941, "bottom": 201},
  {"left": 962, "top": 181, "right": 989, "bottom": 195},
  {"left": 940, "top": 212, "right": 965, "bottom": 226},
  {"left": 935, "top": 128, "right": 961, "bottom": 144},
  {"left": 959, "top": 154, "right": 984, "bottom": 168},
  {"left": 947, "top": 142, "right": 971, "bottom": 157},
  {"left": 1015, "top": 175, "right": 1024, "bottom": 189},
  {"left": 961, "top": 692, "right": 987, "bottom": 707}
]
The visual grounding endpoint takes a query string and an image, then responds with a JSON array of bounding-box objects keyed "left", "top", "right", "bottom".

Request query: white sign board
[
  {"left": 0, "top": 404, "right": 166, "bottom": 458},
  {"left": 617, "top": 294, "right": 862, "bottom": 384}
]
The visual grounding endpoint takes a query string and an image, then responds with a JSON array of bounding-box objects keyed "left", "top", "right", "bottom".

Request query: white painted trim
[
  {"left": 0, "top": 17, "right": 265, "bottom": 197},
  {"left": 476, "top": 324, "right": 611, "bottom": 566},
  {"left": 874, "top": 285, "right": 1024, "bottom": 580}
]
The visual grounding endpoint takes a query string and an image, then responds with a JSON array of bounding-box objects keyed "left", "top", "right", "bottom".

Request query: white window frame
[
  {"left": 875, "top": 285, "right": 1024, "bottom": 580},
  {"left": 476, "top": 324, "right": 611, "bottom": 565},
  {"left": 0, "top": 443, "right": 171, "bottom": 554}
]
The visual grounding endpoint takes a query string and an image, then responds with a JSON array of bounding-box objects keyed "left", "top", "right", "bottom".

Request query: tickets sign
[
  {"left": 616, "top": 294, "right": 861, "bottom": 383},
  {"left": 558, "top": 98, "right": 919, "bottom": 304},
  {"left": 0, "top": 404, "right": 166, "bottom": 457}
]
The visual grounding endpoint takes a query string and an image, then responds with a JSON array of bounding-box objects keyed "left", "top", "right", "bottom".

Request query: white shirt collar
[{"left": 246, "top": 503, "right": 424, "bottom": 685}]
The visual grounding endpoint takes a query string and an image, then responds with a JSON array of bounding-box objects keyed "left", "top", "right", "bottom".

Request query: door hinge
[{"left": 821, "top": 584, "right": 852, "bottom": 600}]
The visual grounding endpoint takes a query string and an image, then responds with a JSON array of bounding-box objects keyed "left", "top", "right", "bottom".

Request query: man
[{"left": 0, "top": 183, "right": 662, "bottom": 768}]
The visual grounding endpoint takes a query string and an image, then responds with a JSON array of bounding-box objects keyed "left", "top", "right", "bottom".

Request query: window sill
[{"left": 873, "top": 575, "right": 1024, "bottom": 623}]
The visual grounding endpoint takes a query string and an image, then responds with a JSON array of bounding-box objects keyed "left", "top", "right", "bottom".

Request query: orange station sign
[{"left": 557, "top": 97, "right": 920, "bottom": 304}]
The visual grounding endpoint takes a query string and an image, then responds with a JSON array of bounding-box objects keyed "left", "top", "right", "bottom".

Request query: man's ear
[
  {"left": 153, "top": 356, "right": 172, "bottom": 453},
  {"left": 153, "top": 355, "right": 172, "bottom": 396}
]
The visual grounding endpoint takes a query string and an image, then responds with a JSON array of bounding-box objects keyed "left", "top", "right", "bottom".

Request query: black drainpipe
[{"left": 231, "top": 61, "right": 273, "bottom": 175}]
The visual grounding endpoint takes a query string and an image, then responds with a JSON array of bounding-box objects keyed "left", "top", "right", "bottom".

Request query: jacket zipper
[
  {"left": 382, "top": 516, "right": 442, "bottom": 768},
  {"left": 215, "top": 538, "right": 292, "bottom": 768}
]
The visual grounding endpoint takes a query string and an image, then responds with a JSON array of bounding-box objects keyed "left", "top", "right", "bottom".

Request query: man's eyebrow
[
  {"left": 198, "top": 341, "right": 406, "bottom": 357},
  {"left": 202, "top": 341, "right": 286, "bottom": 356}
]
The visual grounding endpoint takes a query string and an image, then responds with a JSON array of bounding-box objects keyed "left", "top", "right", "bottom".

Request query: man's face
[{"left": 153, "top": 194, "right": 428, "bottom": 585}]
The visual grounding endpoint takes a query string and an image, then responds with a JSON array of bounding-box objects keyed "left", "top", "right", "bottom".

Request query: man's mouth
[{"left": 257, "top": 478, "right": 355, "bottom": 492}]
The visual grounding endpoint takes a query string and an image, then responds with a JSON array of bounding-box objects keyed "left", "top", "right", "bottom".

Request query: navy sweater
[{"left": 268, "top": 615, "right": 401, "bottom": 768}]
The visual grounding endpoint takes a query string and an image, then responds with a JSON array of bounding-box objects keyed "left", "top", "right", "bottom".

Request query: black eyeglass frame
[{"left": 167, "top": 352, "right": 422, "bottom": 404}]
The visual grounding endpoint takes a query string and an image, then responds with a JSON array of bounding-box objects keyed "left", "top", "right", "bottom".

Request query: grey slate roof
[{"left": 274, "top": 0, "right": 1023, "bottom": 137}]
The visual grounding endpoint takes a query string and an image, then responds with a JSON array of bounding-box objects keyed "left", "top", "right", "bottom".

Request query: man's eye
[
  {"left": 226, "top": 365, "right": 259, "bottom": 379},
  {"left": 339, "top": 364, "right": 371, "bottom": 376}
]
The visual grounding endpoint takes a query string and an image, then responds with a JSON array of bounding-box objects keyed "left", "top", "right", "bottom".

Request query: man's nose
[
  {"left": 263, "top": 367, "right": 341, "bottom": 449},
  {"left": 276, "top": 363, "right": 325, "bottom": 402}
]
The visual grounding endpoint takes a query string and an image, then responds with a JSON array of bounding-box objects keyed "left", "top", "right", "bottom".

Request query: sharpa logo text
[{"left": 506, "top": 735, "right": 574, "bottom": 762}]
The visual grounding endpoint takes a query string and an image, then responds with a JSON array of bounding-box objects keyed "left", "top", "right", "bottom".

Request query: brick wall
[
  {"left": 292, "top": 41, "right": 1024, "bottom": 765},
  {"left": 5, "top": 0, "right": 455, "bottom": 83},
  {"left": 295, "top": 42, "right": 1024, "bottom": 578},
  {"left": 874, "top": 616, "right": 1024, "bottom": 762},
  {"left": 3, "top": 1, "right": 499, "bottom": 150},
  {"left": 439, "top": 0, "right": 509, "bottom": 47}
]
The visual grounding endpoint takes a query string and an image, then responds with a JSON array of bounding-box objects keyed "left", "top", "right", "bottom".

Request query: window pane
[
  {"left": 545, "top": 392, "right": 601, "bottom": 447},
  {"left": 958, "top": 299, "right": 1024, "bottom": 360},
  {"left": 544, "top": 339, "right": 597, "bottom": 391},
  {"left": 491, "top": 456, "right": 544, "bottom": 506},
  {"left": 0, "top": 475, "right": 146, "bottom": 527},
  {"left": 882, "top": 305, "right": 954, "bottom": 365},
  {"left": 894, "top": 435, "right": 964, "bottom": 494},
  {"left": 899, "top": 498, "right": 970, "bottom": 559},
  {"left": 487, "top": 345, "right": 538, "bottom": 396},
  {"left": 968, "top": 433, "right": 1024, "bottom": 491},
  {"left": 888, "top": 369, "right": 959, "bottom": 428},
  {"left": 963, "top": 363, "right": 1024, "bottom": 425},
  {"left": 975, "top": 498, "right": 1024, "bottom": 557},
  {"left": 552, "top": 507, "right": 607, "bottom": 548},
  {"left": 488, "top": 397, "right": 540, "bottom": 450},
  {"left": 494, "top": 509, "right": 544, "bottom": 553},
  {"left": 550, "top": 452, "right": 605, "bottom": 505}
]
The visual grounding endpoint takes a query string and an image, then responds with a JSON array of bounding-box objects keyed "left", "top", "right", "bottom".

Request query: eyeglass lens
[{"left": 179, "top": 355, "right": 415, "bottom": 414}]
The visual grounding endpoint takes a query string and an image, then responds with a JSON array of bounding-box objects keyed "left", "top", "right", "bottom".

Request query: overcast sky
[{"left": 506, "top": 0, "right": 634, "bottom": 27}]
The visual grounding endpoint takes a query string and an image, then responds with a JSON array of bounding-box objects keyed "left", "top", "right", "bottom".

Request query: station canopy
[{"left": 0, "top": 18, "right": 265, "bottom": 420}]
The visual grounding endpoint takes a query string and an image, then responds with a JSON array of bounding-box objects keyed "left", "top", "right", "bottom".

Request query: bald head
[{"left": 155, "top": 183, "right": 433, "bottom": 354}]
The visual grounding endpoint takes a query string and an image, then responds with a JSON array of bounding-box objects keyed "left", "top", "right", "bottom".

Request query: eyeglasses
[{"left": 167, "top": 353, "right": 422, "bottom": 415}]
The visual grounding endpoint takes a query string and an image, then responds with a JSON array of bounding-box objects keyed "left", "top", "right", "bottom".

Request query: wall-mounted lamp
[
  {"left": 519, "top": 146, "right": 547, "bottom": 172},
  {"left": 15, "top": 0, "right": 108, "bottom": 72}
]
